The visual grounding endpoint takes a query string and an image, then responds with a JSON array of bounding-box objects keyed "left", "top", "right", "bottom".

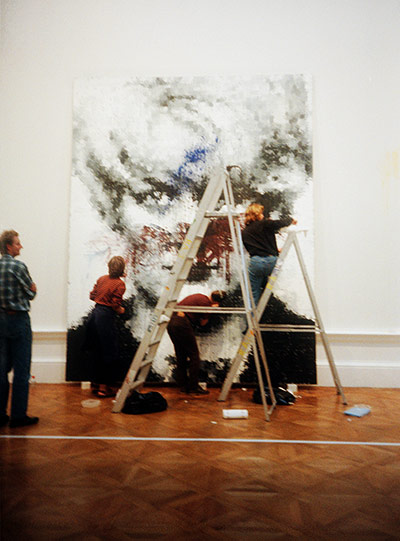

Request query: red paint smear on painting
[{"left": 127, "top": 219, "right": 235, "bottom": 281}]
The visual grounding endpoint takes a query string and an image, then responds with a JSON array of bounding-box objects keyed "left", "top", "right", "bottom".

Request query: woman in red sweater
[{"left": 87, "top": 256, "right": 126, "bottom": 397}]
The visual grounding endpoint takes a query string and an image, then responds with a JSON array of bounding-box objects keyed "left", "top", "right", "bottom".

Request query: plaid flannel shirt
[{"left": 0, "top": 254, "right": 36, "bottom": 311}]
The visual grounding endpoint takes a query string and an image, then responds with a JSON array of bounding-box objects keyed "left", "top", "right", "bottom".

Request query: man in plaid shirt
[{"left": 0, "top": 230, "right": 38, "bottom": 427}]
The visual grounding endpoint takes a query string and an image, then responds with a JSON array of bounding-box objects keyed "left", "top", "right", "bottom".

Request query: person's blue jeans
[
  {"left": 248, "top": 255, "right": 278, "bottom": 306},
  {"left": 0, "top": 311, "right": 32, "bottom": 419}
]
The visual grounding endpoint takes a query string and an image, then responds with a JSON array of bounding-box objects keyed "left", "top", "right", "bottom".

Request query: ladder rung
[
  {"left": 258, "top": 324, "right": 316, "bottom": 333},
  {"left": 205, "top": 211, "right": 241, "bottom": 218},
  {"left": 140, "top": 359, "right": 153, "bottom": 369},
  {"left": 130, "top": 379, "right": 146, "bottom": 390},
  {"left": 176, "top": 256, "right": 195, "bottom": 264},
  {"left": 157, "top": 319, "right": 169, "bottom": 325},
  {"left": 149, "top": 339, "right": 161, "bottom": 348}
]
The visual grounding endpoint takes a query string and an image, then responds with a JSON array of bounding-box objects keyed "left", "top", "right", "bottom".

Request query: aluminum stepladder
[
  {"left": 113, "top": 166, "right": 277, "bottom": 420},
  {"left": 218, "top": 229, "right": 348, "bottom": 405}
]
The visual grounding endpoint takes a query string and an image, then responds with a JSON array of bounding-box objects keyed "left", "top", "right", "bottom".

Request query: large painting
[{"left": 67, "top": 75, "right": 315, "bottom": 387}]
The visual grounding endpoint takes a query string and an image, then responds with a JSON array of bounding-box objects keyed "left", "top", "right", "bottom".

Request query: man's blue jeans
[
  {"left": 248, "top": 255, "right": 278, "bottom": 306},
  {"left": 0, "top": 311, "right": 32, "bottom": 419}
]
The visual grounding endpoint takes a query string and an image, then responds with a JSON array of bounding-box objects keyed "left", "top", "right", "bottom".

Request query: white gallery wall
[{"left": 0, "top": 0, "right": 399, "bottom": 385}]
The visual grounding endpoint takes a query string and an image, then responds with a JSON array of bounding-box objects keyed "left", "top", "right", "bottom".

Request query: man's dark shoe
[
  {"left": 0, "top": 414, "right": 9, "bottom": 427},
  {"left": 188, "top": 386, "right": 209, "bottom": 395},
  {"left": 9, "top": 416, "right": 39, "bottom": 428}
]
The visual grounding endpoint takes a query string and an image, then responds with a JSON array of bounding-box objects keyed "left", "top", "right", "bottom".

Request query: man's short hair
[
  {"left": 0, "top": 230, "right": 18, "bottom": 255},
  {"left": 210, "top": 290, "right": 227, "bottom": 304},
  {"left": 108, "top": 256, "right": 126, "bottom": 279}
]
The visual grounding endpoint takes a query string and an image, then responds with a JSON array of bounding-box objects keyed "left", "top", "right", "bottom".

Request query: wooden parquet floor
[{"left": 1, "top": 384, "right": 400, "bottom": 540}]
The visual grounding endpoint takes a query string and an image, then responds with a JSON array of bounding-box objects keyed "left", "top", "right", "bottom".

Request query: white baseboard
[
  {"left": 31, "top": 331, "right": 67, "bottom": 383},
  {"left": 31, "top": 330, "right": 400, "bottom": 387},
  {"left": 316, "top": 332, "right": 400, "bottom": 388},
  {"left": 30, "top": 361, "right": 68, "bottom": 383}
]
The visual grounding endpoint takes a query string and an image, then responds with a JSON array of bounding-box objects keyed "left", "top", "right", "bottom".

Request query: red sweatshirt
[{"left": 90, "top": 275, "right": 125, "bottom": 312}]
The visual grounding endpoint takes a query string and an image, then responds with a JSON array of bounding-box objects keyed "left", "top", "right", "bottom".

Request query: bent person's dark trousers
[{"left": 167, "top": 313, "right": 200, "bottom": 391}]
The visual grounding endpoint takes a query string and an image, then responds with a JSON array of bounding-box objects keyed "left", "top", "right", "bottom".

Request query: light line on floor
[{"left": 1, "top": 435, "right": 400, "bottom": 447}]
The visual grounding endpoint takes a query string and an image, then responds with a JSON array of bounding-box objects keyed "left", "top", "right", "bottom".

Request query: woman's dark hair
[{"left": 210, "top": 290, "right": 227, "bottom": 304}]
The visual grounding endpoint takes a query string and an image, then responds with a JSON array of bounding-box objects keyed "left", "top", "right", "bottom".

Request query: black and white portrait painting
[{"left": 67, "top": 75, "right": 316, "bottom": 386}]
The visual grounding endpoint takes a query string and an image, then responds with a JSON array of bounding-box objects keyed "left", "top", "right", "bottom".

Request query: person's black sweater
[{"left": 242, "top": 217, "right": 292, "bottom": 257}]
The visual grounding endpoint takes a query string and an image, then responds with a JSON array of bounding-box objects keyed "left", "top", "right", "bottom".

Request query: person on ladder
[
  {"left": 242, "top": 203, "right": 297, "bottom": 306},
  {"left": 167, "top": 290, "right": 226, "bottom": 395}
]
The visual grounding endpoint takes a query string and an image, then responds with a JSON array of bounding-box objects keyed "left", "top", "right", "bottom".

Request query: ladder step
[
  {"left": 129, "top": 379, "right": 146, "bottom": 391},
  {"left": 258, "top": 324, "right": 316, "bottom": 333},
  {"left": 176, "top": 256, "right": 195, "bottom": 263},
  {"left": 150, "top": 316, "right": 169, "bottom": 327},
  {"left": 204, "top": 211, "right": 241, "bottom": 218},
  {"left": 140, "top": 359, "right": 153, "bottom": 369}
]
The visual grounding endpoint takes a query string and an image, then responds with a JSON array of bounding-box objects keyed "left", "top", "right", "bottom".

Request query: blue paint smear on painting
[{"left": 167, "top": 139, "right": 217, "bottom": 197}]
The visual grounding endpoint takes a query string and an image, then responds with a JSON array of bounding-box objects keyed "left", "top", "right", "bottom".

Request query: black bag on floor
[
  {"left": 253, "top": 386, "right": 296, "bottom": 406},
  {"left": 122, "top": 390, "right": 168, "bottom": 414}
]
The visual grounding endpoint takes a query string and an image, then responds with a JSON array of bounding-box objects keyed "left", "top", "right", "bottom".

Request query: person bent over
[{"left": 167, "top": 290, "right": 226, "bottom": 395}]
